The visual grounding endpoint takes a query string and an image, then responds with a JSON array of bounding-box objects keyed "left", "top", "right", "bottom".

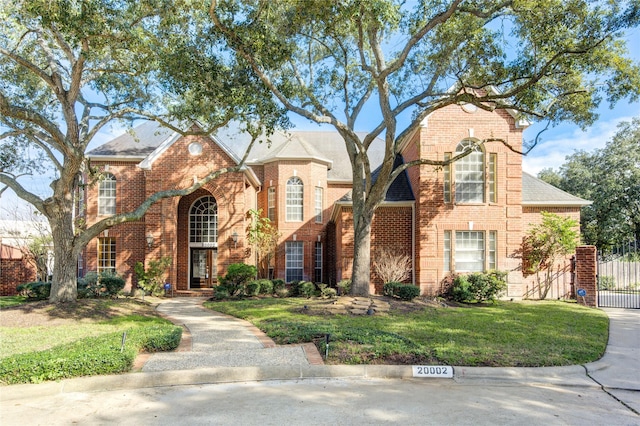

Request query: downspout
[{"left": 412, "top": 202, "right": 416, "bottom": 286}]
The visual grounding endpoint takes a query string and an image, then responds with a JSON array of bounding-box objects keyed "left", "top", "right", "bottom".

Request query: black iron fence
[{"left": 597, "top": 240, "right": 640, "bottom": 308}]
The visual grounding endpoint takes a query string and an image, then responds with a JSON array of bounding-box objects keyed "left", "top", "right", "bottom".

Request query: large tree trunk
[
  {"left": 351, "top": 212, "right": 373, "bottom": 296},
  {"left": 47, "top": 203, "right": 78, "bottom": 303}
]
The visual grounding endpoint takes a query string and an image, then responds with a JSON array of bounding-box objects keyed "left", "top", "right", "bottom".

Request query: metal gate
[{"left": 597, "top": 240, "right": 640, "bottom": 308}]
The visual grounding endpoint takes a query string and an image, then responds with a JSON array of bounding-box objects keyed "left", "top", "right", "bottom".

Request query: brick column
[{"left": 575, "top": 245, "right": 597, "bottom": 307}]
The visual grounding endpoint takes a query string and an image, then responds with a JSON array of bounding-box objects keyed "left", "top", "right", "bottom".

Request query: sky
[{"left": 1, "top": 27, "right": 639, "bottom": 219}]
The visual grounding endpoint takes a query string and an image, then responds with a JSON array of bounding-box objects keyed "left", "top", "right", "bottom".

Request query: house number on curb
[{"left": 412, "top": 366, "right": 454, "bottom": 378}]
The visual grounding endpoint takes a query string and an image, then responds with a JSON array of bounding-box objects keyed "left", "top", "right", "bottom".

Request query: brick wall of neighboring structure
[{"left": 0, "top": 245, "right": 36, "bottom": 296}]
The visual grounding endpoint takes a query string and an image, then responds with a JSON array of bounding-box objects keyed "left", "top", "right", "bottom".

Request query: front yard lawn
[
  {"left": 0, "top": 298, "right": 182, "bottom": 385},
  {"left": 204, "top": 298, "right": 608, "bottom": 367}
]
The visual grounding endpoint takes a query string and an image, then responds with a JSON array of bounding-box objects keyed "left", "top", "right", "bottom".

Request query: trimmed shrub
[
  {"left": 272, "top": 279, "right": 285, "bottom": 293},
  {"left": 336, "top": 279, "right": 351, "bottom": 295},
  {"left": 275, "top": 287, "right": 289, "bottom": 298},
  {"left": 246, "top": 281, "right": 261, "bottom": 296},
  {"left": 219, "top": 263, "right": 257, "bottom": 297},
  {"left": 77, "top": 271, "right": 99, "bottom": 298},
  {"left": 258, "top": 279, "right": 273, "bottom": 294},
  {"left": 16, "top": 281, "right": 51, "bottom": 300},
  {"left": 297, "top": 281, "right": 316, "bottom": 298},
  {"left": 322, "top": 287, "right": 337, "bottom": 299},
  {"left": 213, "top": 285, "right": 231, "bottom": 300},
  {"left": 395, "top": 284, "right": 420, "bottom": 301},
  {"left": 99, "top": 271, "right": 125, "bottom": 297},
  {"left": 444, "top": 271, "right": 507, "bottom": 303},
  {"left": 383, "top": 282, "right": 403, "bottom": 297}
]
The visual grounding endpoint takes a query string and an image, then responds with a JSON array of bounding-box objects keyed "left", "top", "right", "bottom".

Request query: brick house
[{"left": 81, "top": 104, "right": 588, "bottom": 297}]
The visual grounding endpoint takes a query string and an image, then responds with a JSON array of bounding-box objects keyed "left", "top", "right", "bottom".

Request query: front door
[{"left": 190, "top": 248, "right": 217, "bottom": 288}]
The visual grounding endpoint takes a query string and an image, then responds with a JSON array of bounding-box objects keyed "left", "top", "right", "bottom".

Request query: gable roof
[
  {"left": 87, "top": 121, "right": 174, "bottom": 159},
  {"left": 522, "top": 172, "right": 591, "bottom": 207}
]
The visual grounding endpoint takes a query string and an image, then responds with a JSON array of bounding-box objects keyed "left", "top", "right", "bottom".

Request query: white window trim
[
  {"left": 286, "top": 177, "right": 304, "bottom": 222},
  {"left": 98, "top": 173, "right": 116, "bottom": 216},
  {"left": 285, "top": 241, "right": 304, "bottom": 282}
]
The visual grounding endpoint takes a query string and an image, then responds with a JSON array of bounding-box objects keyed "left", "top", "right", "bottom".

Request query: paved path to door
[{"left": 140, "top": 298, "right": 319, "bottom": 372}]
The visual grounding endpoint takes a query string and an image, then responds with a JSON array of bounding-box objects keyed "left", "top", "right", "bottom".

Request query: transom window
[
  {"left": 455, "top": 141, "right": 484, "bottom": 203},
  {"left": 98, "top": 173, "right": 116, "bottom": 216},
  {"left": 285, "top": 241, "right": 304, "bottom": 282},
  {"left": 286, "top": 177, "right": 304, "bottom": 221},
  {"left": 190, "top": 196, "right": 218, "bottom": 245}
]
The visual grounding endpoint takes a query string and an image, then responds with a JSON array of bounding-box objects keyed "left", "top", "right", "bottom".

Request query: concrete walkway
[{"left": 140, "top": 298, "right": 318, "bottom": 371}]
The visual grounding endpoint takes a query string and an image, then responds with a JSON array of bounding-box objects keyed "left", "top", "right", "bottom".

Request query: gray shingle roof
[
  {"left": 522, "top": 172, "right": 591, "bottom": 206},
  {"left": 87, "top": 121, "right": 174, "bottom": 158}
]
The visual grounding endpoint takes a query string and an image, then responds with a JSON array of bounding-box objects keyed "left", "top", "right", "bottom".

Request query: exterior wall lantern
[
  {"left": 231, "top": 230, "right": 239, "bottom": 248},
  {"left": 146, "top": 233, "right": 154, "bottom": 249}
]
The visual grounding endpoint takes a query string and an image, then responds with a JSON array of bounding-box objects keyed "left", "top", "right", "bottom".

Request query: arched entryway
[{"left": 188, "top": 195, "right": 218, "bottom": 288}]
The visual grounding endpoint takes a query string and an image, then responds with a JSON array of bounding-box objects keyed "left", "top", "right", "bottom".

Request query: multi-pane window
[
  {"left": 286, "top": 177, "right": 304, "bottom": 221},
  {"left": 267, "top": 187, "right": 276, "bottom": 222},
  {"left": 190, "top": 196, "right": 218, "bottom": 244},
  {"left": 285, "top": 241, "right": 304, "bottom": 282},
  {"left": 98, "top": 173, "right": 116, "bottom": 215},
  {"left": 455, "top": 141, "right": 484, "bottom": 203},
  {"left": 443, "top": 230, "right": 498, "bottom": 273},
  {"left": 488, "top": 153, "right": 497, "bottom": 203},
  {"left": 315, "top": 187, "right": 323, "bottom": 223},
  {"left": 455, "top": 231, "right": 485, "bottom": 272},
  {"left": 314, "top": 242, "right": 322, "bottom": 283},
  {"left": 97, "top": 237, "right": 116, "bottom": 274}
]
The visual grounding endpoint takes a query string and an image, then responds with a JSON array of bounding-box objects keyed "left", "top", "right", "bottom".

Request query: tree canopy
[
  {"left": 209, "top": 0, "right": 640, "bottom": 295},
  {"left": 0, "top": 0, "right": 284, "bottom": 302},
  {"left": 538, "top": 117, "right": 640, "bottom": 250}
]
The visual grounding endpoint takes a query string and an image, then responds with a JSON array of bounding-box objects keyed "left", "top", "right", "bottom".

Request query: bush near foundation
[
  {"left": 443, "top": 271, "right": 507, "bottom": 303},
  {"left": 383, "top": 282, "right": 420, "bottom": 301},
  {"left": 16, "top": 281, "right": 51, "bottom": 300}
]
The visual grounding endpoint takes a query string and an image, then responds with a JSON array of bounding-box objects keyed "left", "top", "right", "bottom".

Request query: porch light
[
  {"left": 231, "top": 230, "right": 239, "bottom": 248},
  {"left": 146, "top": 233, "right": 154, "bottom": 249}
]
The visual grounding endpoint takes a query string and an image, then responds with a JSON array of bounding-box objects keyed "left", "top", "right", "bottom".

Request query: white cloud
[{"left": 522, "top": 109, "right": 640, "bottom": 175}]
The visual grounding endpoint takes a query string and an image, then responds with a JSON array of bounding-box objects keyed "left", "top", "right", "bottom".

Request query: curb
[{"left": 0, "top": 364, "right": 600, "bottom": 402}]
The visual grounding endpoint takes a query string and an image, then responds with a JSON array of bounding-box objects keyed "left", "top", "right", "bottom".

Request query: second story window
[
  {"left": 98, "top": 173, "right": 116, "bottom": 216},
  {"left": 455, "top": 140, "right": 484, "bottom": 203},
  {"left": 286, "top": 177, "right": 303, "bottom": 221},
  {"left": 267, "top": 187, "right": 276, "bottom": 222},
  {"left": 315, "top": 186, "right": 323, "bottom": 223}
]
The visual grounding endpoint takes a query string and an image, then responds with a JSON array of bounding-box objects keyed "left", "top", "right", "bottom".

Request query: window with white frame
[
  {"left": 455, "top": 140, "right": 484, "bottom": 203},
  {"left": 98, "top": 173, "right": 116, "bottom": 215},
  {"left": 315, "top": 187, "right": 323, "bottom": 223},
  {"left": 286, "top": 177, "right": 304, "bottom": 221},
  {"left": 314, "top": 241, "right": 322, "bottom": 283},
  {"left": 190, "top": 196, "right": 218, "bottom": 244},
  {"left": 97, "top": 237, "right": 116, "bottom": 274},
  {"left": 267, "top": 187, "right": 276, "bottom": 222},
  {"left": 285, "top": 241, "right": 304, "bottom": 282},
  {"left": 444, "top": 230, "right": 497, "bottom": 272}
]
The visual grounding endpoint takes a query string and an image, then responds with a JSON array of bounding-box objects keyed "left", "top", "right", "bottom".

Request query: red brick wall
[
  {"left": 0, "top": 258, "right": 37, "bottom": 296},
  {"left": 402, "top": 104, "right": 525, "bottom": 296},
  {"left": 575, "top": 245, "right": 597, "bottom": 307},
  {"left": 334, "top": 205, "right": 413, "bottom": 294}
]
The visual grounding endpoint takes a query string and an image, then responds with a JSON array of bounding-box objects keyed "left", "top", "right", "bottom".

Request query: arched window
[
  {"left": 286, "top": 177, "right": 304, "bottom": 221},
  {"left": 190, "top": 196, "right": 218, "bottom": 244},
  {"left": 98, "top": 173, "right": 116, "bottom": 215},
  {"left": 455, "top": 140, "right": 484, "bottom": 203}
]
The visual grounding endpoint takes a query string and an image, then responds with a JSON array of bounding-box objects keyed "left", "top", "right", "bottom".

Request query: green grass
[
  {"left": 0, "top": 304, "right": 182, "bottom": 385},
  {"left": 0, "top": 296, "right": 28, "bottom": 309},
  {"left": 204, "top": 298, "right": 609, "bottom": 366}
]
